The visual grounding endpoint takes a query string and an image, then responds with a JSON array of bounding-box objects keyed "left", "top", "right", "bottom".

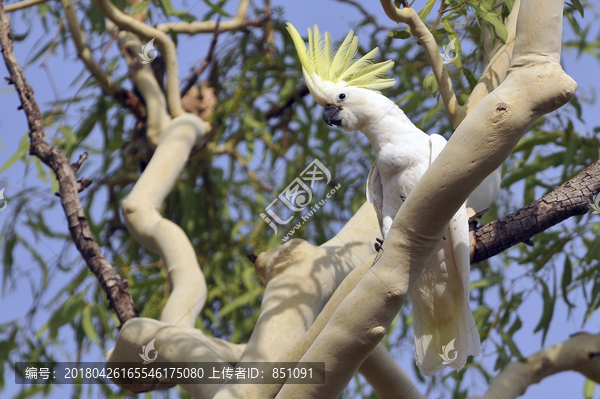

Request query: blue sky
[{"left": 1, "top": 0, "right": 599, "bottom": 398}]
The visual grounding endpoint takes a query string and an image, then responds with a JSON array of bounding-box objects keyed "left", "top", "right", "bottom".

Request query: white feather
[
  {"left": 290, "top": 26, "right": 483, "bottom": 372},
  {"left": 340, "top": 87, "right": 480, "bottom": 376}
]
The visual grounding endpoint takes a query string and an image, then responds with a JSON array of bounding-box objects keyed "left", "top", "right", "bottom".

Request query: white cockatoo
[{"left": 287, "top": 23, "right": 483, "bottom": 376}]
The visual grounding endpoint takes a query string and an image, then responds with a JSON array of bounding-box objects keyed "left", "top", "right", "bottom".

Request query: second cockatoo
[{"left": 287, "top": 23, "right": 482, "bottom": 376}]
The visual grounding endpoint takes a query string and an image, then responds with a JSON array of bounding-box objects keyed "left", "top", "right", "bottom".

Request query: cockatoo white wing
[
  {"left": 467, "top": 166, "right": 502, "bottom": 212},
  {"left": 366, "top": 160, "right": 384, "bottom": 235},
  {"left": 410, "top": 134, "right": 480, "bottom": 376}
]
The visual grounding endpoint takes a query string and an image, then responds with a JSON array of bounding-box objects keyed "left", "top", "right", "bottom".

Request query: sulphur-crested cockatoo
[{"left": 287, "top": 23, "right": 481, "bottom": 376}]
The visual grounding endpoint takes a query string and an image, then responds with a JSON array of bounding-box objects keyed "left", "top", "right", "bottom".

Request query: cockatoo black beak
[{"left": 323, "top": 105, "right": 342, "bottom": 127}]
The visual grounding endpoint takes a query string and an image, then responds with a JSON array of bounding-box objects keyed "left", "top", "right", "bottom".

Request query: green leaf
[
  {"left": 219, "top": 288, "right": 262, "bottom": 318},
  {"left": 388, "top": 31, "right": 411, "bottom": 40},
  {"left": 418, "top": 0, "right": 437, "bottom": 22},
  {"left": 158, "top": 0, "right": 174, "bottom": 14},
  {"left": 502, "top": 152, "right": 564, "bottom": 187},
  {"left": 157, "top": 0, "right": 197, "bottom": 22},
  {"left": 534, "top": 279, "right": 555, "bottom": 345},
  {"left": 82, "top": 305, "right": 100, "bottom": 344},
  {"left": 500, "top": 329, "right": 524, "bottom": 360},
  {"left": 494, "top": 344, "right": 510, "bottom": 371},
  {"left": 419, "top": 99, "right": 443, "bottom": 128},
  {"left": 584, "top": 379, "right": 596, "bottom": 399},
  {"left": 461, "top": 67, "right": 478, "bottom": 89},
  {"left": 568, "top": 0, "right": 584, "bottom": 18},
  {"left": 132, "top": 0, "right": 148, "bottom": 15},
  {"left": 202, "top": 0, "right": 232, "bottom": 17},
  {"left": 561, "top": 257, "right": 574, "bottom": 307},
  {"left": 0, "top": 133, "right": 29, "bottom": 174},
  {"left": 504, "top": 0, "right": 515, "bottom": 12},
  {"left": 38, "top": 294, "right": 87, "bottom": 340},
  {"left": 507, "top": 316, "right": 522, "bottom": 336},
  {"left": 469, "top": 0, "right": 508, "bottom": 42},
  {"left": 423, "top": 74, "right": 438, "bottom": 94},
  {"left": 442, "top": 18, "right": 462, "bottom": 69},
  {"left": 471, "top": 275, "right": 503, "bottom": 290}
]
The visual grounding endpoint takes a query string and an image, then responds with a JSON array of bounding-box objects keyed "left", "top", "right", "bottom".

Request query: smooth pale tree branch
[
  {"left": 463, "top": 0, "right": 521, "bottom": 123},
  {"left": 62, "top": 0, "right": 114, "bottom": 94},
  {"left": 121, "top": 114, "right": 209, "bottom": 327},
  {"left": 107, "top": 21, "right": 171, "bottom": 146},
  {"left": 106, "top": 318, "right": 245, "bottom": 395},
  {"left": 61, "top": 0, "right": 145, "bottom": 120},
  {"left": 480, "top": 1, "right": 504, "bottom": 72},
  {"left": 225, "top": 158, "right": 599, "bottom": 397},
  {"left": 5, "top": 0, "right": 50, "bottom": 12},
  {"left": 472, "top": 159, "right": 600, "bottom": 263},
  {"left": 380, "top": 0, "right": 462, "bottom": 127},
  {"left": 470, "top": 332, "right": 600, "bottom": 399},
  {"left": 213, "top": 202, "right": 381, "bottom": 398},
  {"left": 157, "top": 0, "right": 249, "bottom": 34},
  {"left": 358, "top": 344, "right": 429, "bottom": 399},
  {"left": 275, "top": 0, "right": 576, "bottom": 397},
  {"left": 96, "top": 0, "right": 183, "bottom": 117},
  {"left": 0, "top": 0, "right": 137, "bottom": 325}
]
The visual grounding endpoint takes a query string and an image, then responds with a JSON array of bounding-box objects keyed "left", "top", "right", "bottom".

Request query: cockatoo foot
[
  {"left": 468, "top": 207, "right": 490, "bottom": 230},
  {"left": 374, "top": 238, "right": 384, "bottom": 252}
]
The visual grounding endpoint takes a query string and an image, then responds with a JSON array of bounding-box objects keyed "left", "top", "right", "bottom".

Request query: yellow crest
[{"left": 286, "top": 23, "right": 395, "bottom": 106}]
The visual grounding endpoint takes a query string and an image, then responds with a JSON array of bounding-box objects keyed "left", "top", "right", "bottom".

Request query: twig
[
  {"left": 61, "top": 0, "right": 145, "bottom": 120},
  {"left": 157, "top": 0, "right": 249, "bottom": 34},
  {"left": 430, "top": 0, "right": 445, "bottom": 31},
  {"left": 265, "top": 85, "right": 309, "bottom": 119},
  {"left": 0, "top": 0, "right": 138, "bottom": 326},
  {"left": 5, "top": 0, "right": 50, "bottom": 12},
  {"left": 70, "top": 151, "right": 88, "bottom": 172},
  {"left": 180, "top": 18, "right": 221, "bottom": 98},
  {"left": 442, "top": 0, "right": 469, "bottom": 16},
  {"left": 52, "top": 25, "right": 120, "bottom": 145},
  {"left": 380, "top": 0, "right": 463, "bottom": 127},
  {"left": 96, "top": 0, "right": 183, "bottom": 117}
]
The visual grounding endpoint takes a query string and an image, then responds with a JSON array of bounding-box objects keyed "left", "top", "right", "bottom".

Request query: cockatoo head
[{"left": 286, "top": 23, "right": 396, "bottom": 132}]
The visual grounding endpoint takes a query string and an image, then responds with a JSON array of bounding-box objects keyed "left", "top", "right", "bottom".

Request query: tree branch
[
  {"left": 121, "top": 114, "right": 210, "bottom": 327},
  {"left": 157, "top": 0, "right": 249, "bottom": 34},
  {"left": 107, "top": 21, "right": 171, "bottom": 146},
  {"left": 96, "top": 0, "right": 183, "bottom": 117},
  {"left": 180, "top": 19, "right": 220, "bottom": 98},
  {"left": 380, "top": 0, "right": 463, "bottom": 127},
  {"left": 274, "top": 0, "right": 576, "bottom": 396},
  {"left": 61, "top": 0, "right": 145, "bottom": 120},
  {"left": 461, "top": 0, "right": 521, "bottom": 123},
  {"left": 470, "top": 332, "right": 600, "bottom": 399},
  {"left": 265, "top": 85, "right": 310, "bottom": 120},
  {"left": 472, "top": 159, "right": 600, "bottom": 263},
  {"left": 0, "top": 0, "right": 137, "bottom": 326},
  {"left": 5, "top": 0, "right": 50, "bottom": 12}
]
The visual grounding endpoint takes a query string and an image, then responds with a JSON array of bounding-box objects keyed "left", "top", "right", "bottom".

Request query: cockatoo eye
[{"left": 338, "top": 93, "right": 346, "bottom": 100}]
